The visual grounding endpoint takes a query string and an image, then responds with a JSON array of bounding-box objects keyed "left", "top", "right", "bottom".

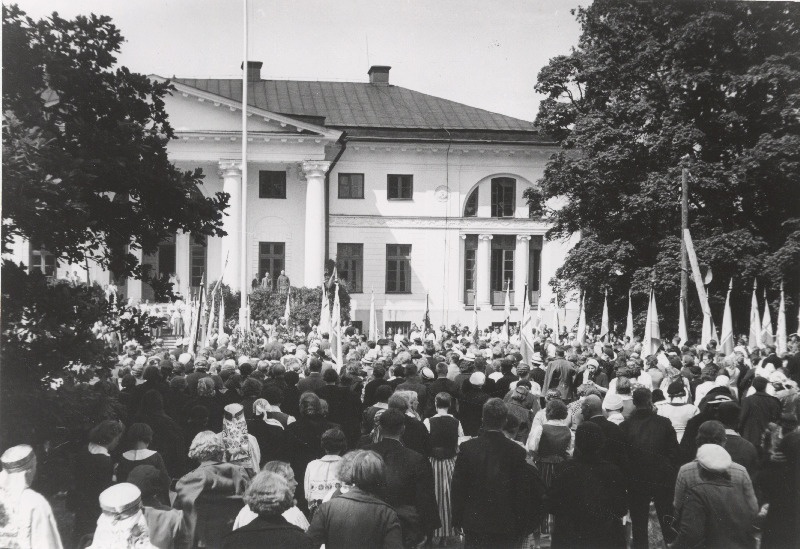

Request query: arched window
[
  {"left": 491, "top": 177, "right": 516, "bottom": 217},
  {"left": 464, "top": 187, "right": 478, "bottom": 217}
]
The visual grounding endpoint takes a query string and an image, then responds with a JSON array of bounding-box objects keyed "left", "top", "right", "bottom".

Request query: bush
[{"left": 249, "top": 285, "right": 350, "bottom": 332}]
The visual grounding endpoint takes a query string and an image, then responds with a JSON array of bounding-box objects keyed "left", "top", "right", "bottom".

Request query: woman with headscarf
[
  {"left": 547, "top": 422, "right": 627, "bottom": 549},
  {"left": 70, "top": 419, "right": 125, "bottom": 542},
  {"left": 223, "top": 471, "right": 312, "bottom": 549},
  {"left": 173, "top": 431, "right": 249, "bottom": 548},
  {"left": 505, "top": 382, "right": 536, "bottom": 443},
  {"left": 307, "top": 450, "right": 403, "bottom": 549},
  {"left": 87, "top": 483, "right": 156, "bottom": 549},
  {"left": 221, "top": 403, "right": 261, "bottom": 474},
  {"left": 656, "top": 381, "right": 699, "bottom": 443},
  {"left": 0, "top": 445, "right": 63, "bottom": 549}
]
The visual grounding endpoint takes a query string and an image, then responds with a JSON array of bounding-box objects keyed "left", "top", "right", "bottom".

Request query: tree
[
  {"left": 528, "top": 0, "right": 800, "bottom": 338},
  {"left": 249, "top": 285, "right": 351, "bottom": 330},
  {"left": 2, "top": 5, "right": 228, "bottom": 281}
]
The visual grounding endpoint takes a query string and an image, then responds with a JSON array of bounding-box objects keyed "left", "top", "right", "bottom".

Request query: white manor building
[{"left": 7, "top": 63, "right": 578, "bottom": 333}]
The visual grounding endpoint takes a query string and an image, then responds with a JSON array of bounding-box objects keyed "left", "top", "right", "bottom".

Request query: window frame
[
  {"left": 464, "top": 187, "right": 479, "bottom": 217},
  {"left": 337, "top": 173, "right": 365, "bottom": 199},
  {"left": 490, "top": 177, "right": 516, "bottom": 217},
  {"left": 336, "top": 243, "right": 364, "bottom": 293},
  {"left": 385, "top": 244, "right": 412, "bottom": 294},
  {"left": 259, "top": 170, "right": 287, "bottom": 199},
  {"left": 387, "top": 174, "right": 414, "bottom": 200},
  {"left": 259, "top": 241, "right": 286, "bottom": 282}
]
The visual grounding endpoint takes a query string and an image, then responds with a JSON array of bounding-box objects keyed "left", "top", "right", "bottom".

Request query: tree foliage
[
  {"left": 249, "top": 285, "right": 351, "bottom": 331},
  {"left": 531, "top": 0, "right": 800, "bottom": 338},
  {"left": 1, "top": 5, "right": 228, "bottom": 281}
]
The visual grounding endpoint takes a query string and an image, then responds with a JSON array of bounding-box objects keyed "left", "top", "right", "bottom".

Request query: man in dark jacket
[
  {"left": 452, "top": 398, "right": 529, "bottom": 548},
  {"left": 365, "top": 409, "right": 440, "bottom": 545},
  {"left": 620, "top": 388, "right": 680, "bottom": 549},
  {"left": 396, "top": 363, "right": 428, "bottom": 408},
  {"left": 739, "top": 376, "right": 782, "bottom": 449},
  {"left": 363, "top": 364, "right": 391, "bottom": 407},
  {"left": 717, "top": 402, "right": 759, "bottom": 476},
  {"left": 297, "top": 358, "right": 326, "bottom": 394},
  {"left": 581, "top": 395, "right": 630, "bottom": 472},
  {"left": 316, "top": 369, "right": 363, "bottom": 447},
  {"left": 424, "top": 363, "right": 459, "bottom": 417},
  {"left": 387, "top": 393, "right": 430, "bottom": 456},
  {"left": 457, "top": 372, "right": 490, "bottom": 436}
]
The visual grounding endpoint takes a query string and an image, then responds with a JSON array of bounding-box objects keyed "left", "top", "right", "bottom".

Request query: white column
[
  {"left": 302, "top": 160, "right": 331, "bottom": 287},
  {"left": 175, "top": 231, "right": 191, "bottom": 298},
  {"left": 128, "top": 247, "right": 143, "bottom": 303},
  {"left": 515, "top": 235, "right": 531, "bottom": 309},
  {"left": 219, "top": 160, "right": 242, "bottom": 290},
  {"left": 476, "top": 234, "right": 493, "bottom": 308}
]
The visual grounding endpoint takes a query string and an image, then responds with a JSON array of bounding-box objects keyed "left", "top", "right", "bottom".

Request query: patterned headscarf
[{"left": 222, "top": 403, "right": 251, "bottom": 467}]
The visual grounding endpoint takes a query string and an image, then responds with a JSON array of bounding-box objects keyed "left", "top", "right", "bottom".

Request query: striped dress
[{"left": 424, "top": 413, "right": 462, "bottom": 541}]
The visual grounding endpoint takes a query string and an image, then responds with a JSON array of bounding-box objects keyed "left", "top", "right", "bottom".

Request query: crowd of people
[{"left": 2, "top": 319, "right": 800, "bottom": 549}]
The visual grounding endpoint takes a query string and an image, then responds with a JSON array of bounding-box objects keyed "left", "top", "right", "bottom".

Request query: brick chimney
[
  {"left": 240, "top": 61, "right": 263, "bottom": 82},
  {"left": 368, "top": 65, "right": 391, "bottom": 84}
]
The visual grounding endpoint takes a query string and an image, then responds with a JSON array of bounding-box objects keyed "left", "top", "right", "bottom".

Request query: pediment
[{"left": 149, "top": 75, "right": 341, "bottom": 141}]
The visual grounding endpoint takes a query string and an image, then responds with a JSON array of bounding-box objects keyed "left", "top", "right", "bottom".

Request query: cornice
[{"left": 329, "top": 214, "right": 551, "bottom": 234}]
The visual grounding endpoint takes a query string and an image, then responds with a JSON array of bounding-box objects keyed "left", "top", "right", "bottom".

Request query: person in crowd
[
  {"left": 739, "top": 376, "right": 782, "bottom": 449},
  {"left": 547, "top": 422, "right": 628, "bottom": 549},
  {"left": 679, "top": 393, "right": 734, "bottom": 464},
  {"left": 248, "top": 398, "right": 296, "bottom": 465},
  {"left": 425, "top": 362, "right": 460, "bottom": 417},
  {"left": 452, "top": 398, "right": 530, "bottom": 548},
  {"left": 365, "top": 408, "right": 440, "bottom": 546},
  {"left": 672, "top": 444, "right": 758, "bottom": 548},
  {"left": 756, "top": 427, "right": 800, "bottom": 549},
  {"left": 603, "top": 393, "right": 626, "bottom": 425},
  {"left": 422, "top": 392, "right": 463, "bottom": 544},
  {"left": 297, "top": 358, "right": 325, "bottom": 394},
  {"left": 542, "top": 348, "right": 576, "bottom": 401},
  {"left": 458, "top": 371, "right": 490, "bottom": 436},
  {"left": 173, "top": 431, "right": 249, "bottom": 548},
  {"left": 673, "top": 421, "right": 756, "bottom": 519},
  {"left": 0, "top": 445, "right": 63, "bottom": 549},
  {"left": 362, "top": 384, "right": 393, "bottom": 437},
  {"left": 716, "top": 402, "right": 759, "bottom": 475},
  {"left": 88, "top": 483, "right": 155, "bottom": 549},
  {"left": 304, "top": 428, "right": 346, "bottom": 517},
  {"left": 233, "top": 461, "right": 310, "bottom": 532},
  {"left": 221, "top": 403, "right": 261, "bottom": 474},
  {"left": 387, "top": 392, "right": 431, "bottom": 456},
  {"left": 363, "top": 364, "right": 391, "bottom": 407},
  {"left": 116, "top": 423, "right": 171, "bottom": 503},
  {"left": 71, "top": 419, "right": 126, "bottom": 542},
  {"left": 581, "top": 394, "right": 630, "bottom": 473},
  {"left": 307, "top": 449, "right": 403, "bottom": 549},
  {"left": 396, "top": 362, "right": 429, "bottom": 408},
  {"left": 656, "top": 380, "right": 699, "bottom": 442},
  {"left": 620, "top": 387, "right": 679, "bottom": 549},
  {"left": 505, "top": 382, "right": 536, "bottom": 443},
  {"left": 127, "top": 464, "right": 187, "bottom": 549},
  {"left": 135, "top": 390, "right": 187, "bottom": 478},
  {"left": 315, "top": 369, "right": 363, "bottom": 447},
  {"left": 286, "top": 392, "right": 339, "bottom": 511},
  {"left": 222, "top": 471, "right": 312, "bottom": 549}
]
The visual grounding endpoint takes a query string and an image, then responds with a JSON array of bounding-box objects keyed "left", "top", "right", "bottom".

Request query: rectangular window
[
  {"left": 385, "top": 321, "right": 411, "bottom": 336},
  {"left": 387, "top": 174, "right": 413, "bottom": 200},
  {"left": 190, "top": 238, "right": 207, "bottom": 289},
  {"left": 259, "top": 170, "right": 287, "bottom": 199},
  {"left": 386, "top": 244, "right": 412, "bottom": 293},
  {"left": 463, "top": 235, "right": 478, "bottom": 304},
  {"left": 490, "top": 235, "right": 515, "bottom": 305},
  {"left": 491, "top": 177, "right": 516, "bottom": 217},
  {"left": 29, "top": 241, "right": 56, "bottom": 278},
  {"left": 259, "top": 242, "right": 285, "bottom": 282},
  {"left": 337, "top": 243, "right": 363, "bottom": 293},
  {"left": 338, "top": 173, "right": 364, "bottom": 199}
]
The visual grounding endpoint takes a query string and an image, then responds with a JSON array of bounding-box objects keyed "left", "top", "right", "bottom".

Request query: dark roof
[{"left": 170, "top": 78, "right": 552, "bottom": 143}]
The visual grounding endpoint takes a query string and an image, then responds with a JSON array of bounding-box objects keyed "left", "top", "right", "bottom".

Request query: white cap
[
  {"left": 469, "top": 372, "right": 486, "bottom": 386},
  {"left": 178, "top": 353, "right": 192, "bottom": 365}
]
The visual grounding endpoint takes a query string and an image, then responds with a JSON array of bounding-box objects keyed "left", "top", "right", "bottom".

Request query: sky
[{"left": 12, "top": 0, "right": 585, "bottom": 122}]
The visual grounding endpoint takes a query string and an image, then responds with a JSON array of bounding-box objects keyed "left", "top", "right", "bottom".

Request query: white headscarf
[{"left": 89, "top": 484, "right": 154, "bottom": 549}]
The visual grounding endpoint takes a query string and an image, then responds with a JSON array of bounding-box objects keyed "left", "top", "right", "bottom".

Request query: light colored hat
[
  {"left": 529, "top": 382, "right": 542, "bottom": 397},
  {"left": 98, "top": 482, "right": 142, "bottom": 516},
  {"left": 222, "top": 359, "right": 237, "bottom": 371},
  {"left": 178, "top": 353, "right": 192, "bottom": 365},
  {"left": 696, "top": 444, "right": 732, "bottom": 473},
  {"left": 714, "top": 375, "right": 730, "bottom": 387},
  {"left": 532, "top": 352, "right": 543, "bottom": 366},
  {"left": 134, "top": 356, "right": 147, "bottom": 366},
  {"left": 1, "top": 444, "right": 35, "bottom": 473},
  {"left": 121, "top": 357, "right": 134, "bottom": 367},
  {"left": 586, "top": 358, "right": 599, "bottom": 368},
  {"left": 604, "top": 393, "right": 624, "bottom": 411},
  {"left": 469, "top": 372, "right": 486, "bottom": 387},
  {"left": 421, "top": 367, "right": 435, "bottom": 380},
  {"left": 238, "top": 356, "right": 251, "bottom": 366}
]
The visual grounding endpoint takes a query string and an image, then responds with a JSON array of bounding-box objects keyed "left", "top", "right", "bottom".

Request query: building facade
[{"left": 6, "top": 63, "right": 578, "bottom": 332}]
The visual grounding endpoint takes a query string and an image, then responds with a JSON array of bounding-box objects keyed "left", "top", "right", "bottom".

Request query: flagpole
[{"left": 239, "top": 0, "right": 249, "bottom": 331}]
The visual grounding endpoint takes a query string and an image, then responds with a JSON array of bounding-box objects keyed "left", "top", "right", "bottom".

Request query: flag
[
  {"left": 643, "top": 288, "right": 661, "bottom": 358},
  {"left": 749, "top": 280, "right": 760, "bottom": 351},
  {"left": 761, "top": 288, "right": 774, "bottom": 347},
  {"left": 330, "top": 283, "right": 342, "bottom": 371},
  {"left": 535, "top": 297, "right": 544, "bottom": 336},
  {"left": 553, "top": 301, "right": 561, "bottom": 343},
  {"left": 625, "top": 290, "right": 634, "bottom": 342},
  {"left": 189, "top": 274, "right": 205, "bottom": 354},
  {"left": 502, "top": 281, "right": 511, "bottom": 342},
  {"left": 720, "top": 279, "right": 734, "bottom": 355},
  {"left": 204, "top": 292, "right": 216, "bottom": 347},
  {"left": 776, "top": 282, "right": 787, "bottom": 354},
  {"left": 701, "top": 304, "right": 713, "bottom": 348},
  {"left": 678, "top": 293, "right": 688, "bottom": 345},
  {"left": 472, "top": 296, "right": 479, "bottom": 343},
  {"left": 368, "top": 288, "right": 378, "bottom": 342},
  {"left": 218, "top": 290, "right": 225, "bottom": 336},
  {"left": 576, "top": 292, "right": 587, "bottom": 344},
  {"left": 600, "top": 290, "right": 609, "bottom": 342},
  {"left": 319, "top": 283, "right": 331, "bottom": 335},
  {"left": 283, "top": 288, "right": 291, "bottom": 324},
  {"left": 520, "top": 283, "right": 535, "bottom": 365},
  {"left": 423, "top": 294, "right": 431, "bottom": 332}
]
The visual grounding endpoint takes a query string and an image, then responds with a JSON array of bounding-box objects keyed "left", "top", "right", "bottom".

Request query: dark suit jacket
[
  {"left": 739, "top": 392, "right": 782, "bottom": 448},
  {"left": 222, "top": 514, "right": 313, "bottom": 549},
  {"left": 315, "top": 384, "right": 363, "bottom": 445},
  {"left": 365, "top": 439, "right": 440, "bottom": 532},
  {"left": 620, "top": 409, "right": 680, "bottom": 489},
  {"left": 451, "top": 430, "right": 528, "bottom": 536},
  {"left": 297, "top": 372, "right": 326, "bottom": 394},
  {"left": 586, "top": 415, "right": 630, "bottom": 473},
  {"left": 401, "top": 415, "right": 431, "bottom": 457}
]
